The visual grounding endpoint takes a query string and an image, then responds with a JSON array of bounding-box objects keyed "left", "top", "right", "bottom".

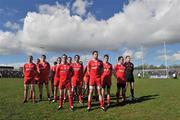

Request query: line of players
[{"left": 23, "top": 51, "right": 134, "bottom": 112}]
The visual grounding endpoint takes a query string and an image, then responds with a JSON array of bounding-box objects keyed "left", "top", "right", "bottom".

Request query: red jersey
[
  {"left": 38, "top": 61, "right": 50, "bottom": 79},
  {"left": 83, "top": 66, "right": 89, "bottom": 77},
  {"left": 52, "top": 65, "right": 57, "bottom": 72},
  {"left": 23, "top": 62, "right": 37, "bottom": 80},
  {"left": 71, "top": 62, "right": 83, "bottom": 79},
  {"left": 51, "top": 66, "right": 54, "bottom": 71},
  {"left": 87, "top": 59, "right": 103, "bottom": 78},
  {"left": 56, "top": 63, "right": 73, "bottom": 83},
  {"left": 54, "top": 64, "right": 60, "bottom": 81},
  {"left": 102, "top": 62, "right": 113, "bottom": 78},
  {"left": 114, "top": 63, "right": 125, "bottom": 82}
]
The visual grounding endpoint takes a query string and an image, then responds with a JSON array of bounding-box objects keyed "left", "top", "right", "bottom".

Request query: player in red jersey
[
  {"left": 83, "top": 65, "right": 89, "bottom": 98},
  {"left": 87, "top": 51, "right": 105, "bottom": 111},
  {"left": 56, "top": 54, "right": 74, "bottom": 111},
  {"left": 49, "top": 61, "right": 57, "bottom": 98},
  {"left": 63, "top": 56, "right": 72, "bottom": 102},
  {"left": 114, "top": 56, "right": 126, "bottom": 103},
  {"left": 34, "top": 58, "right": 40, "bottom": 83},
  {"left": 29, "top": 58, "right": 40, "bottom": 100},
  {"left": 37, "top": 55, "right": 51, "bottom": 101},
  {"left": 101, "top": 54, "right": 113, "bottom": 107},
  {"left": 23, "top": 55, "right": 37, "bottom": 103},
  {"left": 52, "top": 57, "right": 61, "bottom": 103},
  {"left": 71, "top": 55, "right": 84, "bottom": 104}
]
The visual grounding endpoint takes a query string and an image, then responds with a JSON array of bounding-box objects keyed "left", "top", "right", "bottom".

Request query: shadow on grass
[
  {"left": 36, "top": 94, "right": 159, "bottom": 111},
  {"left": 107, "top": 94, "right": 159, "bottom": 111},
  {"left": 75, "top": 94, "right": 159, "bottom": 111}
]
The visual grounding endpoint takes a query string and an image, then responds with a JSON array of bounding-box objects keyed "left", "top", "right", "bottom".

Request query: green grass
[{"left": 0, "top": 77, "right": 180, "bottom": 120}]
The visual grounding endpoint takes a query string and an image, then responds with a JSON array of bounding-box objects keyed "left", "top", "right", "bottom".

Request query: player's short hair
[
  {"left": 118, "top": 56, "right": 124, "bottom": 61},
  {"left": 62, "top": 54, "right": 67, "bottom": 58},
  {"left": 54, "top": 61, "right": 57, "bottom": 65},
  {"left": 74, "top": 55, "right": 80, "bottom": 58},
  {"left": 29, "top": 55, "right": 33, "bottom": 59},
  {"left": 68, "top": 56, "right": 72, "bottom": 60},
  {"left": 41, "top": 54, "right": 46, "bottom": 59},
  {"left": 57, "top": 57, "right": 61, "bottom": 61},
  {"left": 125, "top": 55, "right": 130, "bottom": 59},
  {"left": 92, "top": 50, "right": 98, "bottom": 55},
  {"left": 79, "top": 61, "right": 83, "bottom": 65},
  {"left": 36, "top": 58, "right": 40, "bottom": 62},
  {"left": 104, "top": 54, "right": 109, "bottom": 58}
]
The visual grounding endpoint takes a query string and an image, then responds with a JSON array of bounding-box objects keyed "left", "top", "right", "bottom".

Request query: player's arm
[
  {"left": 132, "top": 63, "right": 134, "bottom": 72},
  {"left": 23, "top": 64, "right": 26, "bottom": 75},
  {"left": 100, "top": 61, "right": 104, "bottom": 75},
  {"left": 34, "top": 64, "right": 38, "bottom": 76},
  {"left": 113, "top": 65, "right": 117, "bottom": 78},
  {"left": 55, "top": 66, "right": 60, "bottom": 80},
  {"left": 36, "top": 64, "right": 40, "bottom": 74},
  {"left": 47, "top": 62, "right": 51, "bottom": 73},
  {"left": 70, "top": 66, "right": 74, "bottom": 77},
  {"left": 87, "top": 61, "right": 90, "bottom": 75},
  {"left": 80, "top": 64, "right": 84, "bottom": 79},
  {"left": 110, "top": 64, "right": 113, "bottom": 76}
]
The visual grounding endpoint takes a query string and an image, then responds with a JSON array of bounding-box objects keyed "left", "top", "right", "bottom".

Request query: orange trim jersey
[
  {"left": 56, "top": 63, "right": 73, "bottom": 83},
  {"left": 38, "top": 61, "right": 50, "bottom": 79},
  {"left": 23, "top": 62, "right": 37, "bottom": 80},
  {"left": 71, "top": 62, "right": 84, "bottom": 79},
  {"left": 87, "top": 59, "right": 103, "bottom": 79},
  {"left": 102, "top": 62, "right": 113, "bottom": 79},
  {"left": 114, "top": 63, "right": 126, "bottom": 83}
]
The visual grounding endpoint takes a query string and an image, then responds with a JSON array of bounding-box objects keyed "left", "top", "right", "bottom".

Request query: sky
[{"left": 0, "top": 0, "right": 180, "bottom": 68}]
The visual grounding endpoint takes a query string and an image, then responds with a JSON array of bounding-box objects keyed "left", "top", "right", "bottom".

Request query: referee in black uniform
[{"left": 124, "top": 55, "right": 135, "bottom": 100}]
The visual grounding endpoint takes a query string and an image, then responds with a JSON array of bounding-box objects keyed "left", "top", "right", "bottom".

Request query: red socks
[
  {"left": 68, "top": 96, "right": 73, "bottom": 107},
  {"left": 99, "top": 99, "right": 103, "bottom": 107},
  {"left": 59, "top": 95, "right": 63, "bottom": 107},
  {"left": 54, "top": 95, "right": 57, "bottom": 101},
  {"left": 107, "top": 95, "right": 110, "bottom": 104},
  {"left": 47, "top": 93, "right": 50, "bottom": 98},
  {"left": 88, "top": 100, "right": 91, "bottom": 108}
]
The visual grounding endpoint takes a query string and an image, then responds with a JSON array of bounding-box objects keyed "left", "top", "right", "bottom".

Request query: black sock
[
  {"left": 130, "top": 89, "right": 134, "bottom": 98},
  {"left": 39, "top": 94, "right": 42, "bottom": 99}
]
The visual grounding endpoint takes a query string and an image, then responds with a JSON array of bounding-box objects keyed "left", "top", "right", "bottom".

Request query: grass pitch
[{"left": 0, "top": 77, "right": 180, "bottom": 120}]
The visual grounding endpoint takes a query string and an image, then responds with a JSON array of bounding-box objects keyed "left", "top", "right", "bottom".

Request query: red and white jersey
[
  {"left": 102, "top": 62, "right": 113, "bottom": 77},
  {"left": 71, "top": 62, "right": 83, "bottom": 79},
  {"left": 51, "top": 66, "right": 55, "bottom": 71},
  {"left": 87, "top": 59, "right": 103, "bottom": 78},
  {"left": 34, "top": 62, "right": 40, "bottom": 80},
  {"left": 56, "top": 63, "right": 73, "bottom": 83},
  {"left": 23, "top": 62, "right": 37, "bottom": 80},
  {"left": 38, "top": 61, "right": 50, "bottom": 78},
  {"left": 114, "top": 63, "right": 125, "bottom": 81}
]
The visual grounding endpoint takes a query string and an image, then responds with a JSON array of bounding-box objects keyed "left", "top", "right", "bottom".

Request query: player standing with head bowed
[
  {"left": 52, "top": 57, "right": 61, "bottom": 103},
  {"left": 56, "top": 54, "right": 74, "bottom": 111},
  {"left": 114, "top": 56, "right": 126, "bottom": 103},
  {"left": 37, "top": 55, "right": 51, "bottom": 101},
  {"left": 23, "top": 55, "right": 37, "bottom": 103},
  {"left": 71, "top": 55, "right": 84, "bottom": 104},
  {"left": 101, "top": 54, "right": 113, "bottom": 107}
]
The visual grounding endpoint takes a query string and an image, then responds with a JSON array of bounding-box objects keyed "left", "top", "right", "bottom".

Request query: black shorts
[
  {"left": 117, "top": 83, "right": 126, "bottom": 89},
  {"left": 102, "top": 85, "right": 111, "bottom": 89},
  {"left": 125, "top": 72, "right": 134, "bottom": 82}
]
